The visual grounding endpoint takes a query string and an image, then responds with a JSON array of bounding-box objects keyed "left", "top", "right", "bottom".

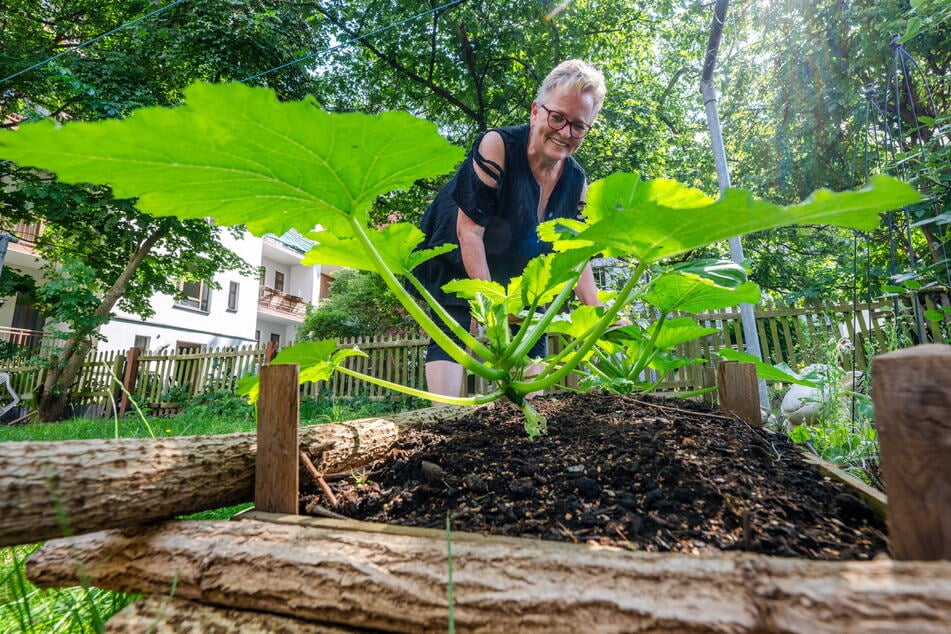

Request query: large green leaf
[
  {"left": 0, "top": 82, "right": 464, "bottom": 237},
  {"left": 575, "top": 173, "right": 921, "bottom": 263},
  {"left": 302, "top": 222, "right": 454, "bottom": 275},
  {"left": 649, "top": 317, "right": 719, "bottom": 350},
  {"left": 515, "top": 249, "right": 593, "bottom": 307},
  {"left": 236, "top": 340, "right": 365, "bottom": 402},
  {"left": 717, "top": 348, "right": 817, "bottom": 387},
  {"left": 644, "top": 272, "right": 761, "bottom": 314}
]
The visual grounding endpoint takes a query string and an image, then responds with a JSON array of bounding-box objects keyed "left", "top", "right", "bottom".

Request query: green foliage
[
  {"left": 0, "top": 543, "right": 136, "bottom": 634},
  {"left": 788, "top": 363, "right": 878, "bottom": 485},
  {"left": 299, "top": 270, "right": 419, "bottom": 340},
  {"left": 299, "top": 393, "right": 425, "bottom": 424},
  {"left": 0, "top": 83, "right": 921, "bottom": 438},
  {"left": 722, "top": 343, "right": 880, "bottom": 485},
  {"left": 558, "top": 260, "right": 755, "bottom": 394},
  {"left": 179, "top": 390, "right": 254, "bottom": 420}
]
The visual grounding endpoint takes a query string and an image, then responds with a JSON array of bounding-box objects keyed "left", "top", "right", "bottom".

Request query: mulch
[{"left": 301, "top": 391, "right": 888, "bottom": 560}]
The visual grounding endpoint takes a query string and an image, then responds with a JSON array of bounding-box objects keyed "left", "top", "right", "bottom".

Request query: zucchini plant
[{"left": 1, "top": 82, "right": 921, "bottom": 437}]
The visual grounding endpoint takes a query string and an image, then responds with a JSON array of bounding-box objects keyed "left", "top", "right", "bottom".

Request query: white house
[{"left": 0, "top": 222, "right": 337, "bottom": 355}]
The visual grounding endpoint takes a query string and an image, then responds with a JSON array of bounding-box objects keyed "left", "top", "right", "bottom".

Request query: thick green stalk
[
  {"left": 334, "top": 366, "right": 503, "bottom": 406},
  {"left": 511, "top": 261, "right": 648, "bottom": 393},
  {"left": 503, "top": 265, "right": 585, "bottom": 364},
  {"left": 348, "top": 218, "right": 503, "bottom": 380},
  {"left": 629, "top": 312, "right": 667, "bottom": 380}
]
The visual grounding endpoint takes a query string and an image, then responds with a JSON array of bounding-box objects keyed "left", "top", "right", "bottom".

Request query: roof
[{"left": 267, "top": 229, "right": 315, "bottom": 255}]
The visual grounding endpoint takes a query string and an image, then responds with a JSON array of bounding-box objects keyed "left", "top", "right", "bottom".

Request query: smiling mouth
[{"left": 549, "top": 137, "right": 570, "bottom": 147}]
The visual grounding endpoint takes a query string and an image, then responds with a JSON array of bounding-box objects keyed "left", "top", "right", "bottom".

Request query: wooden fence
[{"left": 1, "top": 294, "right": 947, "bottom": 419}]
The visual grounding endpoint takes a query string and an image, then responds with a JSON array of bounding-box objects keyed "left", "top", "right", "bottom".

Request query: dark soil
[{"left": 301, "top": 392, "right": 888, "bottom": 560}]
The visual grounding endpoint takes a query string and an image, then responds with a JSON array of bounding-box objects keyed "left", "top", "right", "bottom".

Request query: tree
[
  {"left": 708, "top": 0, "right": 950, "bottom": 302},
  {"left": 298, "top": 270, "right": 418, "bottom": 341},
  {"left": 0, "top": 0, "right": 325, "bottom": 420}
]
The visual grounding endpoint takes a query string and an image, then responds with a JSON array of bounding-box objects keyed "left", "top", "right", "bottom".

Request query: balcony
[
  {"left": 0, "top": 327, "right": 50, "bottom": 359},
  {"left": 258, "top": 286, "right": 308, "bottom": 321},
  {"left": 2, "top": 220, "right": 43, "bottom": 249}
]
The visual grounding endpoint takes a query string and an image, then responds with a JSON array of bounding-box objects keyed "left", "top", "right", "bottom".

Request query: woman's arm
[{"left": 456, "top": 131, "right": 505, "bottom": 282}]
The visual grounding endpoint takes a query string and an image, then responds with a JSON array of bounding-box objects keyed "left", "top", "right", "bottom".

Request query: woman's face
[{"left": 529, "top": 88, "right": 596, "bottom": 163}]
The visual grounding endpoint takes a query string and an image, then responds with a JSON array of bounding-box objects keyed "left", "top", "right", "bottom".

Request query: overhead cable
[{"left": 0, "top": 0, "right": 190, "bottom": 85}]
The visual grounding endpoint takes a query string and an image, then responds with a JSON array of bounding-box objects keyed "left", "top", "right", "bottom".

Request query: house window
[
  {"left": 227, "top": 281, "right": 239, "bottom": 311},
  {"left": 133, "top": 335, "right": 151, "bottom": 351},
  {"left": 258, "top": 267, "right": 266, "bottom": 285},
  {"left": 269, "top": 333, "right": 281, "bottom": 344},
  {"left": 274, "top": 271, "right": 285, "bottom": 292},
  {"left": 176, "top": 279, "right": 211, "bottom": 312},
  {"left": 255, "top": 330, "right": 261, "bottom": 343}
]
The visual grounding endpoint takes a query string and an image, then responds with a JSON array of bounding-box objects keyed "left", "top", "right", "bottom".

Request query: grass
[{"left": 0, "top": 394, "right": 420, "bottom": 632}]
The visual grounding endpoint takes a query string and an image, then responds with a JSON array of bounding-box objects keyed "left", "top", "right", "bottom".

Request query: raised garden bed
[{"left": 6, "top": 350, "right": 951, "bottom": 632}]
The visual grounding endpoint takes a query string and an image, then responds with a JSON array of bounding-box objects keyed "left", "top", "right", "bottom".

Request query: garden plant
[{"left": 0, "top": 82, "right": 921, "bottom": 438}]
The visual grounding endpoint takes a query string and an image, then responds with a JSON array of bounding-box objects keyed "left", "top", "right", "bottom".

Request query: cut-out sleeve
[{"left": 452, "top": 135, "right": 505, "bottom": 227}]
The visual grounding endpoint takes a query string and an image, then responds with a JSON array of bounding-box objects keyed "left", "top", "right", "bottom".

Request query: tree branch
[
  {"left": 457, "top": 21, "right": 486, "bottom": 129},
  {"left": 310, "top": 2, "right": 481, "bottom": 123}
]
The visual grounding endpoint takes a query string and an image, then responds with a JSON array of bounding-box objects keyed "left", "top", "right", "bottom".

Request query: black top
[{"left": 415, "top": 124, "right": 586, "bottom": 306}]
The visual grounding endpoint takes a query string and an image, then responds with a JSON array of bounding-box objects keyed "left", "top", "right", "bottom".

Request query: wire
[
  {"left": 240, "top": 0, "right": 465, "bottom": 84},
  {"left": 0, "top": 0, "right": 190, "bottom": 85}
]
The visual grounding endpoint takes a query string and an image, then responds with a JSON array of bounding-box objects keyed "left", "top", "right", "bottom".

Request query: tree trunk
[
  {"left": 36, "top": 339, "right": 94, "bottom": 422},
  {"left": 0, "top": 406, "right": 470, "bottom": 547},
  {"left": 35, "top": 222, "right": 170, "bottom": 422},
  {"left": 28, "top": 515, "right": 951, "bottom": 634}
]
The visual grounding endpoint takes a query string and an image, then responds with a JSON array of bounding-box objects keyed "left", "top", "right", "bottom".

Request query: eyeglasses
[{"left": 538, "top": 103, "right": 592, "bottom": 138}]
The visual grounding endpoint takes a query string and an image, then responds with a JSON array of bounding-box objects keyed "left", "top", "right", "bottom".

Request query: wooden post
[
  {"left": 263, "top": 341, "right": 279, "bottom": 364},
  {"left": 255, "top": 364, "right": 299, "bottom": 514},
  {"left": 118, "top": 347, "right": 141, "bottom": 417},
  {"left": 873, "top": 343, "right": 951, "bottom": 560},
  {"left": 716, "top": 360, "right": 762, "bottom": 426},
  {"left": 702, "top": 366, "right": 717, "bottom": 408}
]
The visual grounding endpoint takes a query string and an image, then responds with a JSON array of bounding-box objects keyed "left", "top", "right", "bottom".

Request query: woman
[{"left": 417, "top": 59, "right": 607, "bottom": 399}]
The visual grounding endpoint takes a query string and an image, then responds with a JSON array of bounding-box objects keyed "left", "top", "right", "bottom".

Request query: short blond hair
[{"left": 536, "top": 60, "right": 607, "bottom": 117}]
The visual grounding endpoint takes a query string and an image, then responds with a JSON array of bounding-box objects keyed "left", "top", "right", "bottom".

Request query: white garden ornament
[{"left": 780, "top": 364, "right": 864, "bottom": 426}]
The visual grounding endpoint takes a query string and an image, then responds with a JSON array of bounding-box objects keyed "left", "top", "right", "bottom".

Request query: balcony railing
[
  {"left": 2, "top": 220, "right": 43, "bottom": 248},
  {"left": 258, "top": 286, "right": 308, "bottom": 318}
]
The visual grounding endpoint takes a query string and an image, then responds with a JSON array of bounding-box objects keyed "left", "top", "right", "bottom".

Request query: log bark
[
  {"left": 28, "top": 515, "right": 951, "bottom": 634},
  {"left": 0, "top": 405, "right": 471, "bottom": 547},
  {"left": 106, "top": 595, "right": 354, "bottom": 633}
]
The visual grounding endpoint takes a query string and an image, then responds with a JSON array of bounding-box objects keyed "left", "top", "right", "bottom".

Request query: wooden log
[
  {"left": 255, "top": 364, "right": 299, "bottom": 514},
  {"left": 716, "top": 360, "right": 762, "bottom": 426},
  {"left": 106, "top": 595, "right": 353, "bottom": 633},
  {"left": 27, "top": 516, "right": 951, "bottom": 634},
  {"left": 873, "top": 343, "right": 951, "bottom": 560},
  {"left": 0, "top": 405, "right": 471, "bottom": 547}
]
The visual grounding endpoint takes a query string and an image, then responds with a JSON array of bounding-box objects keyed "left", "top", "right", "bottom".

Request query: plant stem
[
  {"left": 348, "top": 219, "right": 503, "bottom": 380},
  {"left": 515, "top": 260, "right": 648, "bottom": 393},
  {"left": 334, "top": 366, "right": 502, "bottom": 406}
]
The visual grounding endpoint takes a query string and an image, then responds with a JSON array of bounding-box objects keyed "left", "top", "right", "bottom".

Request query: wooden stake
[
  {"left": 873, "top": 343, "right": 951, "bottom": 561},
  {"left": 255, "top": 364, "right": 299, "bottom": 514},
  {"left": 716, "top": 360, "right": 762, "bottom": 426},
  {"left": 300, "top": 451, "right": 338, "bottom": 508},
  {"left": 702, "top": 366, "right": 717, "bottom": 407},
  {"left": 118, "top": 346, "right": 141, "bottom": 417}
]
